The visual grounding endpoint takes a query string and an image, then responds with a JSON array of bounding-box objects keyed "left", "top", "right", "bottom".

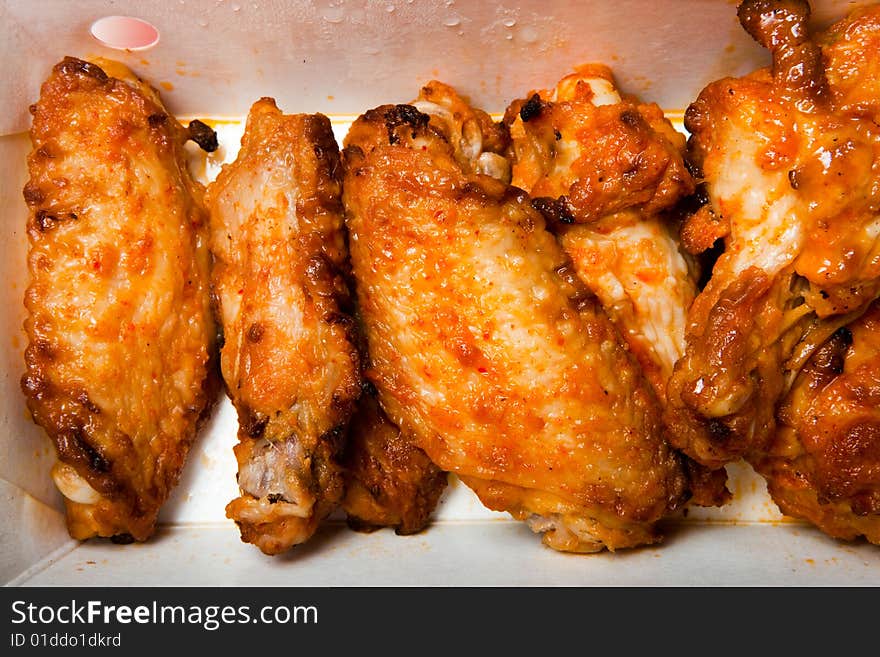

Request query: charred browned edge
[
  {"left": 19, "top": 318, "right": 214, "bottom": 535},
  {"left": 187, "top": 119, "right": 219, "bottom": 152},
  {"left": 519, "top": 93, "right": 546, "bottom": 122},
  {"left": 56, "top": 56, "right": 110, "bottom": 85},
  {"left": 20, "top": 366, "right": 125, "bottom": 500},
  {"left": 678, "top": 97, "right": 728, "bottom": 265},
  {"left": 380, "top": 103, "right": 430, "bottom": 134},
  {"left": 310, "top": 121, "right": 362, "bottom": 419},
  {"left": 392, "top": 444, "right": 448, "bottom": 535},
  {"left": 304, "top": 112, "right": 358, "bottom": 303},
  {"left": 307, "top": 424, "right": 348, "bottom": 520},
  {"left": 32, "top": 209, "right": 78, "bottom": 233},
  {"left": 147, "top": 112, "right": 167, "bottom": 128},
  {"left": 531, "top": 196, "right": 576, "bottom": 227},
  {"left": 306, "top": 113, "right": 344, "bottom": 193},
  {"left": 357, "top": 104, "right": 433, "bottom": 147},
  {"left": 24, "top": 152, "right": 82, "bottom": 231},
  {"left": 683, "top": 99, "right": 708, "bottom": 169}
]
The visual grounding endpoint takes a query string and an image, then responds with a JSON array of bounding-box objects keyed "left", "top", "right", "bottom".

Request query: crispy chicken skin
[
  {"left": 206, "top": 98, "right": 360, "bottom": 555},
  {"left": 504, "top": 64, "right": 694, "bottom": 225},
  {"left": 342, "top": 389, "right": 447, "bottom": 534},
  {"left": 505, "top": 68, "right": 728, "bottom": 506},
  {"left": 340, "top": 82, "right": 510, "bottom": 536},
  {"left": 342, "top": 104, "right": 687, "bottom": 552},
  {"left": 505, "top": 65, "right": 696, "bottom": 400},
  {"left": 821, "top": 4, "right": 880, "bottom": 124},
  {"left": 20, "top": 57, "right": 218, "bottom": 542},
  {"left": 667, "top": 0, "right": 880, "bottom": 469},
  {"left": 756, "top": 302, "right": 880, "bottom": 544}
]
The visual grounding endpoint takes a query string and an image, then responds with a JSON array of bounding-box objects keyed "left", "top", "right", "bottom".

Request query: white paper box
[{"left": 3, "top": 0, "right": 880, "bottom": 586}]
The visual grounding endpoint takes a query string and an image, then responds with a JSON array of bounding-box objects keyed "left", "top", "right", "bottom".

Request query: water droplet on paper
[
  {"left": 197, "top": 18, "right": 209, "bottom": 27},
  {"left": 232, "top": 3, "right": 241, "bottom": 11},
  {"left": 443, "top": 14, "right": 461, "bottom": 27},
  {"left": 323, "top": 10, "right": 344, "bottom": 22},
  {"left": 519, "top": 25, "right": 539, "bottom": 44},
  {"left": 385, "top": 3, "right": 396, "bottom": 13},
  {"left": 502, "top": 17, "right": 516, "bottom": 28},
  {"left": 323, "top": 2, "right": 345, "bottom": 23},
  {"left": 505, "top": 33, "right": 513, "bottom": 40}
]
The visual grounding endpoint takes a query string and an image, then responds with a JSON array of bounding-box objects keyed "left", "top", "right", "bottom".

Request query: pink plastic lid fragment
[{"left": 90, "top": 16, "right": 160, "bottom": 51}]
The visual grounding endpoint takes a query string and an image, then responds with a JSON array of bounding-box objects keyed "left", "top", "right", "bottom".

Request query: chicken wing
[
  {"left": 342, "top": 388, "right": 447, "bottom": 535},
  {"left": 341, "top": 82, "right": 511, "bottom": 535},
  {"left": 755, "top": 301, "right": 880, "bottom": 544},
  {"left": 504, "top": 67, "right": 728, "bottom": 506},
  {"left": 504, "top": 65, "right": 695, "bottom": 401},
  {"left": 206, "top": 98, "right": 360, "bottom": 555},
  {"left": 342, "top": 104, "right": 687, "bottom": 552},
  {"left": 667, "top": 0, "right": 880, "bottom": 469},
  {"left": 20, "top": 57, "right": 218, "bottom": 542}
]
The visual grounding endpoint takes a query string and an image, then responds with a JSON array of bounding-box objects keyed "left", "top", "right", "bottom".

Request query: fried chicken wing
[
  {"left": 342, "top": 104, "right": 687, "bottom": 552},
  {"left": 754, "top": 301, "right": 880, "bottom": 543},
  {"left": 341, "top": 81, "right": 515, "bottom": 535},
  {"left": 667, "top": 0, "right": 880, "bottom": 468},
  {"left": 342, "top": 389, "right": 447, "bottom": 535},
  {"left": 504, "top": 66, "right": 697, "bottom": 401},
  {"left": 505, "top": 64, "right": 693, "bottom": 225},
  {"left": 20, "top": 57, "right": 218, "bottom": 542},
  {"left": 339, "top": 81, "right": 514, "bottom": 536},
  {"left": 504, "top": 68, "right": 728, "bottom": 506},
  {"left": 205, "top": 98, "right": 360, "bottom": 555}
]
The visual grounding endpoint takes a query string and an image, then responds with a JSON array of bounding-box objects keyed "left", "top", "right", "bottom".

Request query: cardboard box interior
[{"left": 3, "top": 0, "right": 879, "bottom": 585}]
